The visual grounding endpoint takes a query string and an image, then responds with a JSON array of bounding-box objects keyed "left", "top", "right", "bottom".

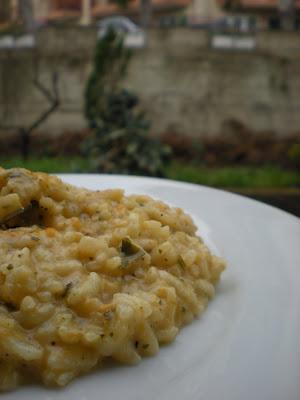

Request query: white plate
[{"left": 4, "top": 175, "right": 300, "bottom": 400}]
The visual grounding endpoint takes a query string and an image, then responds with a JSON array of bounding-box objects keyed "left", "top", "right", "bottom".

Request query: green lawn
[
  {"left": 165, "top": 162, "right": 300, "bottom": 189},
  {"left": 1, "top": 157, "right": 299, "bottom": 189},
  {"left": 0, "top": 157, "right": 90, "bottom": 174}
]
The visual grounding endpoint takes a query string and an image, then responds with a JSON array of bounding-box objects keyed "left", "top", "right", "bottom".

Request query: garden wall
[{"left": 0, "top": 27, "right": 300, "bottom": 139}]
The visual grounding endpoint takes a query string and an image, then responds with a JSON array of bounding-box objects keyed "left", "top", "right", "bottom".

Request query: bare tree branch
[
  {"left": 0, "top": 71, "right": 60, "bottom": 159},
  {"left": 52, "top": 72, "right": 59, "bottom": 101},
  {"left": 28, "top": 75, "right": 60, "bottom": 132},
  {"left": 24, "top": 72, "right": 60, "bottom": 158},
  {"left": 0, "top": 72, "right": 60, "bottom": 131},
  {"left": 33, "top": 77, "right": 56, "bottom": 103}
]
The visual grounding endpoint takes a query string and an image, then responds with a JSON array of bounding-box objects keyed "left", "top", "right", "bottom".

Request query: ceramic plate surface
[{"left": 4, "top": 175, "right": 300, "bottom": 400}]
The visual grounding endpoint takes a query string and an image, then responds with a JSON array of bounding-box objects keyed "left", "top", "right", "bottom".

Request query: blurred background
[{"left": 0, "top": 0, "right": 299, "bottom": 215}]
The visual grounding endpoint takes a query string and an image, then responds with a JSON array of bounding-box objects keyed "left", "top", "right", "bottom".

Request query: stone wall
[
  {"left": 0, "top": 27, "right": 300, "bottom": 140},
  {"left": 127, "top": 29, "right": 300, "bottom": 138}
]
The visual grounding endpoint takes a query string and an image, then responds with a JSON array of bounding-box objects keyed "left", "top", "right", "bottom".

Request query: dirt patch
[
  {"left": 0, "top": 129, "right": 91, "bottom": 157},
  {"left": 161, "top": 120, "right": 300, "bottom": 169}
]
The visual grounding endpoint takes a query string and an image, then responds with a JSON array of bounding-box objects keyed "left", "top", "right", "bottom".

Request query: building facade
[{"left": 218, "top": 0, "right": 300, "bottom": 29}]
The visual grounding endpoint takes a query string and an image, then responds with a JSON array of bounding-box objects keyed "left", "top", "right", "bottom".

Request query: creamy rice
[{"left": 0, "top": 168, "right": 225, "bottom": 391}]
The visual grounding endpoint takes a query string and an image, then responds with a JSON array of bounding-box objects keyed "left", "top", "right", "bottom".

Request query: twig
[
  {"left": 29, "top": 73, "right": 60, "bottom": 132},
  {"left": 0, "top": 71, "right": 60, "bottom": 159}
]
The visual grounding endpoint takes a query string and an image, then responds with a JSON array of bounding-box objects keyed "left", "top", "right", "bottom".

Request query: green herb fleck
[
  {"left": 178, "top": 255, "right": 186, "bottom": 269},
  {"left": 62, "top": 282, "right": 73, "bottom": 298},
  {"left": 120, "top": 237, "right": 145, "bottom": 267}
]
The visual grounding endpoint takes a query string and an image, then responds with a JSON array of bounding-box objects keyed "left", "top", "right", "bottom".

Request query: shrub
[
  {"left": 288, "top": 143, "right": 300, "bottom": 168},
  {"left": 83, "top": 29, "right": 170, "bottom": 176}
]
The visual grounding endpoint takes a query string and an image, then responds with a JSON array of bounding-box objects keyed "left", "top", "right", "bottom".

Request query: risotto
[{"left": 0, "top": 168, "right": 226, "bottom": 391}]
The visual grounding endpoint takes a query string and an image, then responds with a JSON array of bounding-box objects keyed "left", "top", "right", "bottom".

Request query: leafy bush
[
  {"left": 288, "top": 143, "right": 300, "bottom": 168},
  {"left": 83, "top": 29, "right": 170, "bottom": 176}
]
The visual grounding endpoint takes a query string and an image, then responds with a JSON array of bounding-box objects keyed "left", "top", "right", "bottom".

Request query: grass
[
  {"left": 1, "top": 157, "right": 299, "bottom": 189},
  {"left": 164, "top": 162, "right": 300, "bottom": 189},
  {"left": 0, "top": 157, "right": 90, "bottom": 174}
]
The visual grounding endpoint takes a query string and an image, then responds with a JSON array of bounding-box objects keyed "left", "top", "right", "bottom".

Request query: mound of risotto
[{"left": 0, "top": 168, "right": 225, "bottom": 391}]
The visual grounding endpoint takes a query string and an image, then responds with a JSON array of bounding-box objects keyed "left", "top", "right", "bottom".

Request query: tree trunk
[
  {"left": 18, "top": 0, "right": 35, "bottom": 32},
  {"left": 140, "top": 0, "right": 152, "bottom": 30}
]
